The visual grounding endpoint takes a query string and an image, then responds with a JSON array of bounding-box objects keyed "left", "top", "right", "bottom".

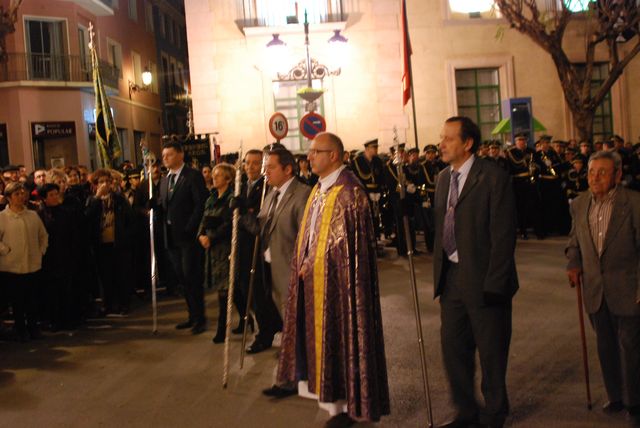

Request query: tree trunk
[{"left": 572, "top": 108, "right": 594, "bottom": 143}]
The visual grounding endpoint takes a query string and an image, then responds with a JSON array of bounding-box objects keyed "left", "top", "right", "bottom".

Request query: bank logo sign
[{"left": 31, "top": 122, "right": 76, "bottom": 139}]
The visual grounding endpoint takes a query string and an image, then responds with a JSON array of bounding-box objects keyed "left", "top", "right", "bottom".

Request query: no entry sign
[
  {"left": 299, "top": 112, "right": 326, "bottom": 139},
  {"left": 269, "top": 112, "right": 289, "bottom": 141}
]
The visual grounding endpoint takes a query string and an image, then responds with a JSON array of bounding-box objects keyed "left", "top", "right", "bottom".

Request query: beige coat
[
  {"left": 0, "top": 207, "right": 48, "bottom": 274},
  {"left": 566, "top": 187, "right": 640, "bottom": 316}
]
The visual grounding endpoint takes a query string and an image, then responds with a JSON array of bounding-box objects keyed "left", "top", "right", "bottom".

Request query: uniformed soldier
[
  {"left": 383, "top": 143, "right": 415, "bottom": 256},
  {"left": 478, "top": 141, "right": 490, "bottom": 159},
  {"left": 565, "top": 157, "right": 588, "bottom": 201},
  {"left": 353, "top": 139, "right": 386, "bottom": 244},
  {"left": 487, "top": 140, "right": 509, "bottom": 172},
  {"left": 505, "top": 133, "right": 541, "bottom": 239},
  {"left": 534, "top": 135, "right": 571, "bottom": 236},
  {"left": 418, "top": 144, "right": 440, "bottom": 252},
  {"left": 578, "top": 140, "right": 592, "bottom": 162}
]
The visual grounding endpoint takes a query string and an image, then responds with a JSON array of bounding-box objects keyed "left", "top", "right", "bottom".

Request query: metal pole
[
  {"left": 223, "top": 143, "right": 244, "bottom": 388},
  {"left": 142, "top": 143, "right": 158, "bottom": 334},
  {"left": 575, "top": 280, "right": 593, "bottom": 410},
  {"left": 240, "top": 145, "right": 271, "bottom": 369},
  {"left": 393, "top": 127, "right": 434, "bottom": 427}
]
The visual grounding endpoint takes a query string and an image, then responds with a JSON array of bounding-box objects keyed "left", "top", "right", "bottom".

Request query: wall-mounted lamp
[{"left": 129, "top": 67, "right": 153, "bottom": 98}]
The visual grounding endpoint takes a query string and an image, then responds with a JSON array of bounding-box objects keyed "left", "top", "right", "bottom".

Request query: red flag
[{"left": 401, "top": 0, "right": 412, "bottom": 106}]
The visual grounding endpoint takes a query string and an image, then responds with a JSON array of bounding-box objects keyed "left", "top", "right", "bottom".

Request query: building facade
[
  {"left": 184, "top": 0, "right": 639, "bottom": 154},
  {"left": 0, "top": 0, "right": 163, "bottom": 170},
  {"left": 152, "top": 0, "right": 190, "bottom": 136}
]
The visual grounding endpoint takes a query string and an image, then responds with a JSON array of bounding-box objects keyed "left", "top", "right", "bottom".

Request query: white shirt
[
  {"left": 309, "top": 165, "right": 346, "bottom": 245},
  {"left": 168, "top": 162, "right": 185, "bottom": 184},
  {"left": 446, "top": 154, "right": 475, "bottom": 263},
  {"left": 264, "top": 176, "right": 296, "bottom": 263}
]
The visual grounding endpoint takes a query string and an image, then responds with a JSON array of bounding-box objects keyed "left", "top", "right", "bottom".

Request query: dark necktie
[
  {"left": 168, "top": 173, "right": 176, "bottom": 198},
  {"left": 263, "top": 190, "right": 280, "bottom": 237},
  {"left": 443, "top": 170, "right": 460, "bottom": 258}
]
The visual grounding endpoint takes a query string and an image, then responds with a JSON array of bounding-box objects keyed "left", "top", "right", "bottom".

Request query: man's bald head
[{"left": 316, "top": 132, "right": 345, "bottom": 159}]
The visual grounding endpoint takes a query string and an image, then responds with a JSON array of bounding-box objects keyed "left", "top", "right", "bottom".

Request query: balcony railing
[
  {"left": 0, "top": 53, "right": 119, "bottom": 88},
  {"left": 236, "top": 0, "right": 347, "bottom": 29}
]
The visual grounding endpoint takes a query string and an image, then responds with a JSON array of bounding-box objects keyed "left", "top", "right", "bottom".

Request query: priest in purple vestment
[{"left": 263, "top": 132, "right": 390, "bottom": 428}]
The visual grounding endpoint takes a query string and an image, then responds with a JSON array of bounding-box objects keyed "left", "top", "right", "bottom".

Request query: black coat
[
  {"left": 158, "top": 166, "right": 208, "bottom": 248},
  {"left": 85, "top": 193, "right": 135, "bottom": 249}
]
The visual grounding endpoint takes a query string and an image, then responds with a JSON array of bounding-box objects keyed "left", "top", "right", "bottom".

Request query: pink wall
[{"left": 0, "top": 0, "right": 161, "bottom": 169}]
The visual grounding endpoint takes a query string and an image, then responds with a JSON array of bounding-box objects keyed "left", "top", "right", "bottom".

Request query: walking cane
[
  {"left": 574, "top": 277, "right": 592, "bottom": 410},
  {"left": 240, "top": 144, "right": 271, "bottom": 369},
  {"left": 393, "top": 127, "right": 434, "bottom": 427},
  {"left": 223, "top": 144, "right": 243, "bottom": 388},
  {"left": 141, "top": 141, "right": 158, "bottom": 334}
]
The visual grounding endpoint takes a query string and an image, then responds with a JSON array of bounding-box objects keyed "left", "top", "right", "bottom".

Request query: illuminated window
[
  {"left": 448, "top": 0, "right": 500, "bottom": 19},
  {"left": 241, "top": 0, "right": 344, "bottom": 27},
  {"left": 564, "top": 0, "right": 594, "bottom": 12}
]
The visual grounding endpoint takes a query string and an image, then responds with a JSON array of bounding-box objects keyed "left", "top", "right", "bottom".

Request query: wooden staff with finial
[{"left": 223, "top": 142, "right": 243, "bottom": 388}]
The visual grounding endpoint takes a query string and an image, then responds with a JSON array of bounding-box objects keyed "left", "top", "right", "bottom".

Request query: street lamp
[
  {"left": 129, "top": 67, "right": 153, "bottom": 98},
  {"left": 266, "top": 10, "right": 347, "bottom": 110}
]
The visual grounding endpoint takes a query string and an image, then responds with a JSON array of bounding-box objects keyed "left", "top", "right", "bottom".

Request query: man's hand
[
  {"left": 96, "top": 183, "right": 110, "bottom": 198},
  {"left": 198, "top": 235, "right": 210, "bottom": 249},
  {"left": 567, "top": 268, "right": 582, "bottom": 288}
]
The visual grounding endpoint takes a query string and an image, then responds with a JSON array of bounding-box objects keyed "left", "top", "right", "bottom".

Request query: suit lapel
[
  {"left": 436, "top": 168, "right": 450, "bottom": 211},
  {"left": 601, "top": 189, "right": 629, "bottom": 256},
  {"left": 171, "top": 170, "right": 187, "bottom": 198},
  {"left": 268, "top": 180, "right": 296, "bottom": 237},
  {"left": 457, "top": 159, "right": 481, "bottom": 205}
]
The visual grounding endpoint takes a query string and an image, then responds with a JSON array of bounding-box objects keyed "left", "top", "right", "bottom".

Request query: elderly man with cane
[{"left": 566, "top": 150, "right": 640, "bottom": 427}]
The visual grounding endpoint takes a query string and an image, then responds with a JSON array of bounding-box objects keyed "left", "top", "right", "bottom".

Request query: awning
[{"left": 491, "top": 117, "right": 547, "bottom": 135}]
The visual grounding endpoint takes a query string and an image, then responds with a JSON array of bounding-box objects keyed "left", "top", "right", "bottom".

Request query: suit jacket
[
  {"left": 158, "top": 165, "right": 208, "bottom": 248},
  {"left": 258, "top": 178, "right": 310, "bottom": 296},
  {"left": 433, "top": 157, "right": 519, "bottom": 303},
  {"left": 566, "top": 187, "right": 640, "bottom": 316}
]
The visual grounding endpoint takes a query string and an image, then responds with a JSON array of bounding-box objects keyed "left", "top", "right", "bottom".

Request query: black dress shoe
[
  {"left": 175, "top": 320, "right": 194, "bottom": 330},
  {"left": 262, "top": 385, "right": 297, "bottom": 399},
  {"left": 325, "top": 413, "right": 356, "bottom": 428},
  {"left": 247, "top": 340, "right": 272, "bottom": 354},
  {"left": 191, "top": 322, "right": 206, "bottom": 335},
  {"left": 603, "top": 401, "right": 625, "bottom": 414}
]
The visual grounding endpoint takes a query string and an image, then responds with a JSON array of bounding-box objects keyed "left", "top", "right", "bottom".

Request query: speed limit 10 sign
[{"left": 269, "top": 112, "right": 289, "bottom": 141}]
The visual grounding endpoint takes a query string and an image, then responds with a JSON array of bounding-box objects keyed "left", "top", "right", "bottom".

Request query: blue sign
[{"left": 300, "top": 113, "right": 326, "bottom": 139}]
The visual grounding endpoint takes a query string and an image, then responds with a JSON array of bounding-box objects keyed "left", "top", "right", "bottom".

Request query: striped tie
[{"left": 443, "top": 170, "right": 460, "bottom": 258}]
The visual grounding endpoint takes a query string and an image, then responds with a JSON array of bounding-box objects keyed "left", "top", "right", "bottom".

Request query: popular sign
[
  {"left": 299, "top": 112, "right": 326, "bottom": 139},
  {"left": 269, "top": 112, "right": 289, "bottom": 141},
  {"left": 31, "top": 122, "right": 76, "bottom": 139}
]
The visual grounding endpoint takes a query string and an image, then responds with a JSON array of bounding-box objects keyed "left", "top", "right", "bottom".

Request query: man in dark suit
[
  {"left": 159, "top": 140, "right": 208, "bottom": 334},
  {"left": 566, "top": 150, "right": 640, "bottom": 426},
  {"left": 433, "top": 116, "right": 518, "bottom": 428}
]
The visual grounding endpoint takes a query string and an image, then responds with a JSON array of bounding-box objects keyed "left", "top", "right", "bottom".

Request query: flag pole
[
  {"left": 402, "top": 0, "right": 419, "bottom": 151},
  {"left": 394, "top": 126, "right": 434, "bottom": 427}
]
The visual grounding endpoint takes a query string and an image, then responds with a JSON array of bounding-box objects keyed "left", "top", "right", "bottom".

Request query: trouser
[
  {"left": 589, "top": 299, "right": 640, "bottom": 407},
  {"left": 440, "top": 261, "right": 512, "bottom": 426},
  {"left": 253, "top": 262, "right": 283, "bottom": 344},
  {"left": 415, "top": 204, "right": 435, "bottom": 252},
  {"left": 97, "top": 244, "right": 132, "bottom": 313},
  {"left": 391, "top": 196, "right": 416, "bottom": 256},
  {"left": 513, "top": 178, "right": 541, "bottom": 237},
  {"left": 5, "top": 272, "right": 39, "bottom": 334},
  {"left": 167, "top": 241, "right": 205, "bottom": 324}
]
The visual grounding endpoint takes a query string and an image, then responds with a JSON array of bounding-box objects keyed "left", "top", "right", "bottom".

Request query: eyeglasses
[{"left": 307, "top": 149, "right": 333, "bottom": 156}]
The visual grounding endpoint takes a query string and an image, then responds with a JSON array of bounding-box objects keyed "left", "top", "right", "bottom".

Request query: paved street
[{"left": 0, "top": 237, "right": 630, "bottom": 427}]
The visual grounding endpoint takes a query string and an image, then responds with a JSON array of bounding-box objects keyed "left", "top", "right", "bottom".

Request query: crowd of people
[{"left": 1, "top": 120, "right": 639, "bottom": 427}]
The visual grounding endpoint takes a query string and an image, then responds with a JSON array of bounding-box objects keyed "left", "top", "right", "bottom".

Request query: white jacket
[{"left": 0, "top": 206, "right": 48, "bottom": 274}]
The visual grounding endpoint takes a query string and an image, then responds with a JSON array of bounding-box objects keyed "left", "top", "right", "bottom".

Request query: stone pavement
[{"left": 0, "top": 237, "right": 630, "bottom": 427}]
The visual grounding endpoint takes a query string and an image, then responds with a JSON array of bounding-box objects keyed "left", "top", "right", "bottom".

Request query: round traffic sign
[
  {"left": 299, "top": 112, "right": 326, "bottom": 139},
  {"left": 269, "top": 112, "right": 289, "bottom": 141}
]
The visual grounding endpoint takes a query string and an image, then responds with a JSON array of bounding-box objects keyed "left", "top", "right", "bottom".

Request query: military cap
[
  {"left": 579, "top": 141, "right": 591, "bottom": 147},
  {"left": 552, "top": 140, "right": 566, "bottom": 147},
  {"left": 424, "top": 144, "right": 438, "bottom": 153},
  {"left": 407, "top": 147, "right": 419, "bottom": 155},
  {"left": 126, "top": 171, "right": 141, "bottom": 180},
  {"left": 2, "top": 164, "right": 20, "bottom": 173},
  {"left": 539, "top": 134, "right": 553, "bottom": 141},
  {"left": 514, "top": 133, "right": 528, "bottom": 140},
  {"left": 364, "top": 139, "right": 378, "bottom": 148},
  {"left": 489, "top": 140, "right": 502, "bottom": 149},
  {"left": 572, "top": 155, "right": 586, "bottom": 165}
]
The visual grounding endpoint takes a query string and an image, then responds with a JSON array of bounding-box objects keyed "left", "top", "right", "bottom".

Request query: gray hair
[{"left": 588, "top": 150, "right": 622, "bottom": 172}]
